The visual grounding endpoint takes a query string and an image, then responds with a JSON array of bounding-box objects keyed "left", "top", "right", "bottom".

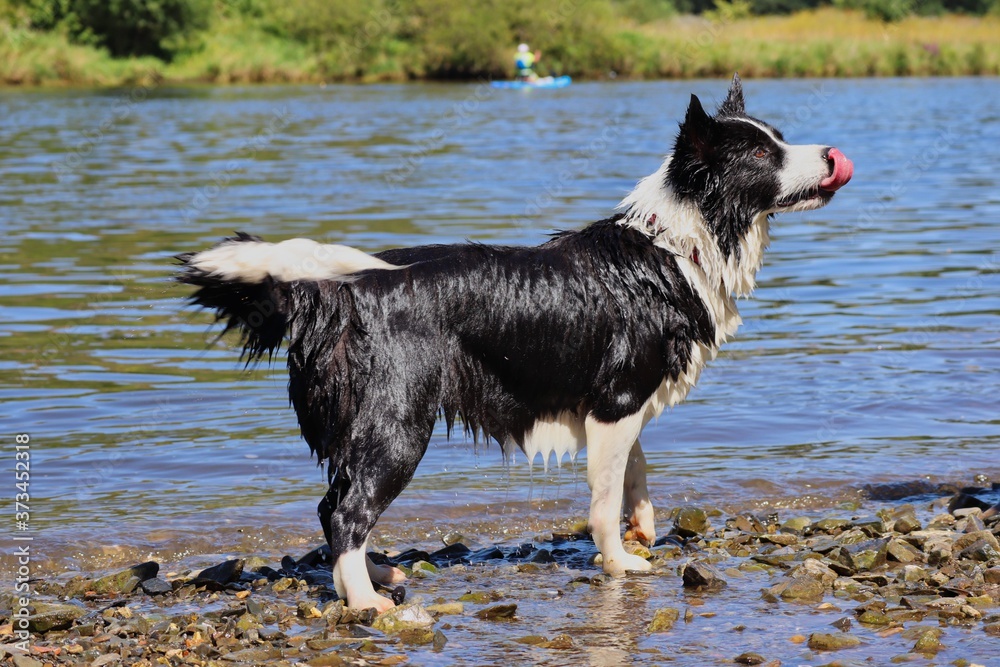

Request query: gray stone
[
  {"left": 372, "top": 603, "right": 436, "bottom": 631},
  {"left": 681, "top": 561, "right": 727, "bottom": 591},
  {"left": 807, "top": 632, "right": 862, "bottom": 650},
  {"left": 789, "top": 558, "right": 837, "bottom": 588},
  {"left": 194, "top": 559, "right": 244, "bottom": 586},
  {"left": 673, "top": 507, "right": 710, "bottom": 537},
  {"left": 140, "top": 577, "right": 173, "bottom": 595},
  {"left": 474, "top": 603, "right": 517, "bottom": 621},
  {"left": 26, "top": 601, "right": 86, "bottom": 633},
  {"left": 647, "top": 607, "right": 680, "bottom": 632}
]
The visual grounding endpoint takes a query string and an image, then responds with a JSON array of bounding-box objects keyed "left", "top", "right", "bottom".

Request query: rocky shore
[{"left": 3, "top": 484, "right": 999, "bottom": 666}]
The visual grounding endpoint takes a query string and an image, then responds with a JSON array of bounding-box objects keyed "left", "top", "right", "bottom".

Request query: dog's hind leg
[
  {"left": 317, "top": 475, "right": 406, "bottom": 589},
  {"left": 623, "top": 439, "right": 656, "bottom": 547},
  {"left": 318, "top": 421, "right": 432, "bottom": 612},
  {"left": 585, "top": 412, "right": 651, "bottom": 574}
]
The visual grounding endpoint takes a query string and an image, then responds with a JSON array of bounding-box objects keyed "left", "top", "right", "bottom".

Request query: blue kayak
[{"left": 490, "top": 76, "right": 572, "bottom": 90}]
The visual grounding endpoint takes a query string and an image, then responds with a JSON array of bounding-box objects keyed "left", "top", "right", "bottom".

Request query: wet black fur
[
  {"left": 667, "top": 80, "right": 787, "bottom": 261},
  {"left": 177, "top": 217, "right": 715, "bottom": 555}
]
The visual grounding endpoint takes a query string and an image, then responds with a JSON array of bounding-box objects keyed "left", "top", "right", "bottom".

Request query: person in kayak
[{"left": 515, "top": 43, "right": 540, "bottom": 81}]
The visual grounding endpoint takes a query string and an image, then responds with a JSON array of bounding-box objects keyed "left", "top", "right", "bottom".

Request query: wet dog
[{"left": 177, "top": 74, "right": 853, "bottom": 611}]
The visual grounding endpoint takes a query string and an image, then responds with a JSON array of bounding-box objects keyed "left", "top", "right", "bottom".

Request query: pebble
[
  {"left": 681, "top": 561, "right": 727, "bottom": 590},
  {"left": 647, "top": 607, "right": 680, "bottom": 632},
  {"left": 807, "top": 632, "right": 862, "bottom": 650}
]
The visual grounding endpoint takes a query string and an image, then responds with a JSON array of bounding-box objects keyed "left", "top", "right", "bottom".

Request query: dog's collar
[{"left": 647, "top": 214, "right": 701, "bottom": 267}]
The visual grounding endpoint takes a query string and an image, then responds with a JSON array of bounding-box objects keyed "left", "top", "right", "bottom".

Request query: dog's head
[{"left": 667, "top": 73, "right": 853, "bottom": 260}]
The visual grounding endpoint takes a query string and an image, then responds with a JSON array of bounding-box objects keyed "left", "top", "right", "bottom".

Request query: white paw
[
  {"left": 348, "top": 591, "right": 396, "bottom": 613},
  {"left": 603, "top": 551, "right": 652, "bottom": 574}
]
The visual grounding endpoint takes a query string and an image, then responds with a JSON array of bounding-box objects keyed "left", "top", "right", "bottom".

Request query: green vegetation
[{"left": 2, "top": 0, "right": 999, "bottom": 85}]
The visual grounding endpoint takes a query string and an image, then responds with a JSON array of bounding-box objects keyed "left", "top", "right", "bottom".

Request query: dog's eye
[{"left": 753, "top": 148, "right": 768, "bottom": 159}]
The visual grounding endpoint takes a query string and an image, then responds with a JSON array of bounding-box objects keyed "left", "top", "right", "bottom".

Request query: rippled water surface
[{"left": 2, "top": 78, "right": 999, "bottom": 655}]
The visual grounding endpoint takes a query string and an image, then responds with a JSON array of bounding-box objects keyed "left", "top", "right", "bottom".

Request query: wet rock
[
  {"left": 529, "top": 548, "right": 554, "bottom": 563},
  {"left": 782, "top": 517, "right": 812, "bottom": 533},
  {"left": 843, "top": 539, "right": 888, "bottom": 572},
  {"left": 67, "top": 561, "right": 159, "bottom": 597},
  {"left": 954, "top": 530, "right": 1000, "bottom": 552},
  {"left": 139, "top": 577, "right": 173, "bottom": 595},
  {"left": 296, "top": 600, "right": 322, "bottom": 619},
  {"left": 886, "top": 538, "right": 923, "bottom": 564},
  {"left": 831, "top": 617, "right": 852, "bottom": 631},
  {"left": 297, "top": 545, "right": 332, "bottom": 568},
  {"left": 426, "top": 602, "right": 463, "bottom": 616},
  {"left": 26, "top": 601, "right": 87, "bottom": 633},
  {"left": 984, "top": 567, "right": 1000, "bottom": 584},
  {"left": 958, "top": 539, "right": 1000, "bottom": 562},
  {"left": 221, "top": 646, "right": 282, "bottom": 662},
  {"left": 459, "top": 591, "right": 491, "bottom": 604},
  {"left": 428, "top": 542, "right": 471, "bottom": 565},
  {"left": 467, "top": 546, "right": 504, "bottom": 563},
  {"left": 912, "top": 626, "right": 944, "bottom": 653},
  {"left": 372, "top": 604, "right": 435, "bottom": 632},
  {"left": 673, "top": 507, "right": 710, "bottom": 538},
  {"left": 433, "top": 629, "right": 448, "bottom": 650},
  {"left": 193, "top": 559, "right": 244, "bottom": 587},
  {"left": 339, "top": 606, "right": 377, "bottom": 626},
  {"left": 760, "top": 533, "right": 798, "bottom": 546},
  {"left": 514, "top": 635, "right": 548, "bottom": 645},
  {"left": 624, "top": 541, "right": 652, "bottom": 559},
  {"left": 984, "top": 622, "right": 1000, "bottom": 636},
  {"left": 398, "top": 627, "right": 436, "bottom": 645},
  {"left": 734, "top": 652, "right": 766, "bottom": 665},
  {"left": 807, "top": 632, "right": 862, "bottom": 650},
  {"left": 901, "top": 565, "right": 928, "bottom": 583},
  {"left": 893, "top": 513, "right": 922, "bottom": 535},
  {"left": 475, "top": 603, "right": 517, "bottom": 620},
  {"left": 789, "top": 559, "right": 837, "bottom": 588},
  {"left": 732, "top": 514, "right": 765, "bottom": 533},
  {"left": 11, "top": 655, "right": 43, "bottom": 667},
  {"left": 443, "top": 531, "right": 465, "bottom": 546},
  {"left": 541, "top": 633, "right": 574, "bottom": 649},
  {"left": 766, "top": 578, "right": 825, "bottom": 603},
  {"left": 948, "top": 491, "right": 991, "bottom": 514},
  {"left": 647, "top": 607, "right": 680, "bottom": 632},
  {"left": 411, "top": 560, "right": 438, "bottom": 574},
  {"left": 681, "top": 561, "right": 727, "bottom": 591},
  {"left": 814, "top": 518, "right": 850, "bottom": 534}
]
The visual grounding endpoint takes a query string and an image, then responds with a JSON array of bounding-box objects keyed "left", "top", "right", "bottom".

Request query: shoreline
[
  {"left": 3, "top": 9, "right": 1000, "bottom": 89},
  {"left": 4, "top": 484, "right": 999, "bottom": 666}
]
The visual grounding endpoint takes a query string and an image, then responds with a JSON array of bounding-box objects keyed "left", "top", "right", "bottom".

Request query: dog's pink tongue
[{"left": 820, "top": 148, "right": 853, "bottom": 191}]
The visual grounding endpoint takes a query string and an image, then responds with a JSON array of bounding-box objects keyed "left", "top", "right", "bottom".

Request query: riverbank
[
  {"left": 4, "top": 483, "right": 999, "bottom": 666},
  {"left": 2, "top": 9, "right": 999, "bottom": 87}
]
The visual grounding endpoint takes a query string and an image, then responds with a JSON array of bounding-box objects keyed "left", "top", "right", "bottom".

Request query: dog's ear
[
  {"left": 717, "top": 72, "right": 745, "bottom": 117},
  {"left": 678, "top": 94, "right": 714, "bottom": 159}
]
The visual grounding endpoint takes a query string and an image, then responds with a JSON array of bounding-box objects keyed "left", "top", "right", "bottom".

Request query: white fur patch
[
  {"left": 616, "top": 158, "right": 771, "bottom": 300},
  {"left": 513, "top": 410, "right": 587, "bottom": 471},
  {"left": 189, "top": 238, "right": 401, "bottom": 283}
]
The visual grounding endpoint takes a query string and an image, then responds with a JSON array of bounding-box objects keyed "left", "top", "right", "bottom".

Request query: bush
[
  {"left": 833, "top": 0, "right": 912, "bottom": 21},
  {"left": 22, "top": 0, "right": 210, "bottom": 58}
]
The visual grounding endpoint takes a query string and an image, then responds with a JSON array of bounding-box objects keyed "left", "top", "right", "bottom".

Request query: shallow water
[{"left": 2, "top": 77, "right": 999, "bottom": 662}]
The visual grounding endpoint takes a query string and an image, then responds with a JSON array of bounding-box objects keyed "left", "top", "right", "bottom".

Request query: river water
[{"left": 1, "top": 77, "right": 999, "bottom": 663}]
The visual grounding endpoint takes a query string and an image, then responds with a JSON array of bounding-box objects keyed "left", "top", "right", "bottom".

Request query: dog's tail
[{"left": 176, "top": 232, "right": 401, "bottom": 361}]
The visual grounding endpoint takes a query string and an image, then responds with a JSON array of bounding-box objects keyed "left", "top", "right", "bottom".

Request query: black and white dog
[{"left": 177, "top": 74, "right": 852, "bottom": 612}]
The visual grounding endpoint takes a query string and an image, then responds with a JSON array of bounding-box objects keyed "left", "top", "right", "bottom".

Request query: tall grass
[{"left": 1, "top": 2, "right": 998, "bottom": 86}]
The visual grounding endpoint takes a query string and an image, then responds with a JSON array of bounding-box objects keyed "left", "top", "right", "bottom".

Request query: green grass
[{"left": 2, "top": 3, "right": 999, "bottom": 87}]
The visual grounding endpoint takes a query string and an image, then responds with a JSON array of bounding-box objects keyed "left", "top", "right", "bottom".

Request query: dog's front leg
[
  {"left": 623, "top": 438, "right": 655, "bottom": 547},
  {"left": 586, "top": 413, "right": 651, "bottom": 574}
]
